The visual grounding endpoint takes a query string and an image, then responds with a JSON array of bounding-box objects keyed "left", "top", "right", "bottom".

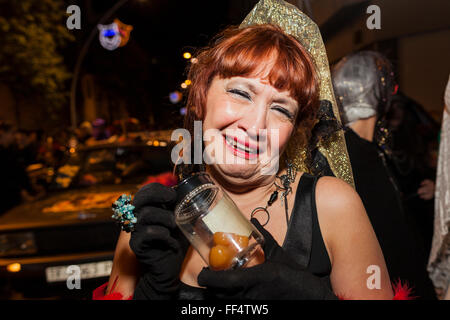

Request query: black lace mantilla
[{"left": 308, "top": 99, "right": 344, "bottom": 177}]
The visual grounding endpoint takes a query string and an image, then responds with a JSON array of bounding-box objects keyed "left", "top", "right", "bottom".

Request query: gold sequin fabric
[{"left": 240, "top": 0, "right": 354, "bottom": 187}]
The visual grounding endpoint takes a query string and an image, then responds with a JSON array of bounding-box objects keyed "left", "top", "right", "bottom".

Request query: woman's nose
[{"left": 237, "top": 103, "right": 268, "bottom": 139}]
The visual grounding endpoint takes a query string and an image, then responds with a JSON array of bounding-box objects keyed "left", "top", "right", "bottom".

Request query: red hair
[{"left": 184, "top": 24, "right": 319, "bottom": 145}]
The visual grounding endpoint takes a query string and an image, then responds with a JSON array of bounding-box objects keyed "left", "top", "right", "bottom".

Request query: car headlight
[{"left": 0, "top": 232, "right": 37, "bottom": 257}]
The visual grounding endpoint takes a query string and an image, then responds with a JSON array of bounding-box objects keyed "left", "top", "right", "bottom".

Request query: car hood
[{"left": 0, "top": 184, "right": 138, "bottom": 232}]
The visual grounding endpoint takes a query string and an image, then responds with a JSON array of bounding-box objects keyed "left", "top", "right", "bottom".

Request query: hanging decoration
[{"left": 98, "top": 19, "right": 133, "bottom": 51}]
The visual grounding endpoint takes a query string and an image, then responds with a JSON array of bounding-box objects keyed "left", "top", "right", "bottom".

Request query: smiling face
[
  {"left": 183, "top": 24, "right": 319, "bottom": 188},
  {"left": 203, "top": 74, "right": 298, "bottom": 184}
]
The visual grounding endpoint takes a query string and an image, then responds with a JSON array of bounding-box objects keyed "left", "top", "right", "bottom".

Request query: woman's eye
[
  {"left": 273, "top": 106, "right": 294, "bottom": 121},
  {"left": 228, "top": 89, "right": 251, "bottom": 100}
]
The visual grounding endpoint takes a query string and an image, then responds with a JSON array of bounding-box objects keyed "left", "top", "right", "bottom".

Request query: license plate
[{"left": 45, "top": 260, "right": 113, "bottom": 283}]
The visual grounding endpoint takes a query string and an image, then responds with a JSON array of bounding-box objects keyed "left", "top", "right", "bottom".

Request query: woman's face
[{"left": 202, "top": 74, "right": 299, "bottom": 186}]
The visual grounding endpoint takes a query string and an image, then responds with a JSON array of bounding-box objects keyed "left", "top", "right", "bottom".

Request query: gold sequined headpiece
[{"left": 240, "top": 0, "right": 354, "bottom": 187}]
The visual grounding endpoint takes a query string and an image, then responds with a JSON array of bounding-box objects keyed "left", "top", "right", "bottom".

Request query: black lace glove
[
  {"left": 198, "top": 218, "right": 338, "bottom": 300},
  {"left": 129, "top": 183, "right": 189, "bottom": 300}
]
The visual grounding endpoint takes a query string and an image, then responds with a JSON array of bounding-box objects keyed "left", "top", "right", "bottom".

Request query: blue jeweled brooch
[{"left": 112, "top": 194, "right": 136, "bottom": 232}]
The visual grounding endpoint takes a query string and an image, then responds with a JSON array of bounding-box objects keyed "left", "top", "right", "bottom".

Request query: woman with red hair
[{"left": 94, "top": 0, "right": 407, "bottom": 300}]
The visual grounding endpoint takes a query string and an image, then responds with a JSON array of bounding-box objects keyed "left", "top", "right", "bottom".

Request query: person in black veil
[
  {"left": 331, "top": 50, "right": 437, "bottom": 299},
  {"left": 386, "top": 92, "right": 440, "bottom": 256}
]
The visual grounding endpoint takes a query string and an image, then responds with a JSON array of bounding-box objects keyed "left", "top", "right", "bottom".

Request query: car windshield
[{"left": 51, "top": 144, "right": 173, "bottom": 190}]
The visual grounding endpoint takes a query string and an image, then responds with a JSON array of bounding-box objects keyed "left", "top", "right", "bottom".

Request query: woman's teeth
[{"left": 225, "top": 136, "right": 257, "bottom": 154}]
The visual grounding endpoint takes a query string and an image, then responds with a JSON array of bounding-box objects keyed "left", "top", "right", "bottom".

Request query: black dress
[
  {"left": 177, "top": 173, "right": 332, "bottom": 299},
  {"left": 344, "top": 128, "right": 437, "bottom": 299}
]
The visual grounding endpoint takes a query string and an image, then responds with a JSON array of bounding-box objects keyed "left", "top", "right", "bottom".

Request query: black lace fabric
[{"left": 308, "top": 99, "right": 343, "bottom": 177}]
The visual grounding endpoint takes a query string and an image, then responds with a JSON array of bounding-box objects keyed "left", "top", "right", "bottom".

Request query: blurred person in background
[
  {"left": 386, "top": 92, "right": 440, "bottom": 255},
  {"left": 75, "top": 121, "right": 93, "bottom": 146},
  {"left": 38, "top": 134, "right": 65, "bottom": 168},
  {"left": 332, "top": 50, "right": 437, "bottom": 299},
  {"left": 15, "top": 129, "right": 40, "bottom": 168},
  {"left": 92, "top": 118, "right": 111, "bottom": 141},
  {"left": 428, "top": 74, "right": 450, "bottom": 300},
  {"left": 0, "top": 123, "right": 34, "bottom": 214}
]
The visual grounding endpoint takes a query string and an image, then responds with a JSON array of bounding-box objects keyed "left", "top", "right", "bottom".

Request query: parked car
[{"left": 0, "top": 140, "right": 175, "bottom": 299}]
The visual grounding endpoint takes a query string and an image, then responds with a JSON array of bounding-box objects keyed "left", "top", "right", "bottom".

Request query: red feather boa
[
  {"left": 337, "top": 280, "right": 415, "bottom": 300},
  {"left": 92, "top": 276, "right": 132, "bottom": 300},
  {"left": 391, "top": 280, "right": 415, "bottom": 300}
]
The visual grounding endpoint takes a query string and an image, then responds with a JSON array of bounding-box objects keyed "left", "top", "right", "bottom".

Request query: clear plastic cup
[{"left": 174, "top": 172, "right": 264, "bottom": 270}]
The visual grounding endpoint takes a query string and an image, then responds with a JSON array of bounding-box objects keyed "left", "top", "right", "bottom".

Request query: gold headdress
[{"left": 240, "top": 0, "right": 354, "bottom": 187}]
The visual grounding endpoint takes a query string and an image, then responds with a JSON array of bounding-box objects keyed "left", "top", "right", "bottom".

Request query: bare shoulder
[
  {"left": 316, "top": 177, "right": 365, "bottom": 219},
  {"left": 314, "top": 176, "right": 374, "bottom": 262}
]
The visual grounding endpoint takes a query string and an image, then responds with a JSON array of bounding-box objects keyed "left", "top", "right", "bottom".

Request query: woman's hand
[
  {"left": 129, "top": 183, "right": 189, "bottom": 299},
  {"left": 417, "top": 179, "right": 435, "bottom": 200},
  {"left": 197, "top": 218, "right": 338, "bottom": 300}
]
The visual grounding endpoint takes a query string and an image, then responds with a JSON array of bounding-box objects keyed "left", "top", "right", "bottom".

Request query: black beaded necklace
[{"left": 250, "top": 162, "right": 297, "bottom": 227}]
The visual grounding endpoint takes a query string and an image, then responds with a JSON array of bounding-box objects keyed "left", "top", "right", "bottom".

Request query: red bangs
[{"left": 213, "top": 25, "right": 317, "bottom": 110}]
